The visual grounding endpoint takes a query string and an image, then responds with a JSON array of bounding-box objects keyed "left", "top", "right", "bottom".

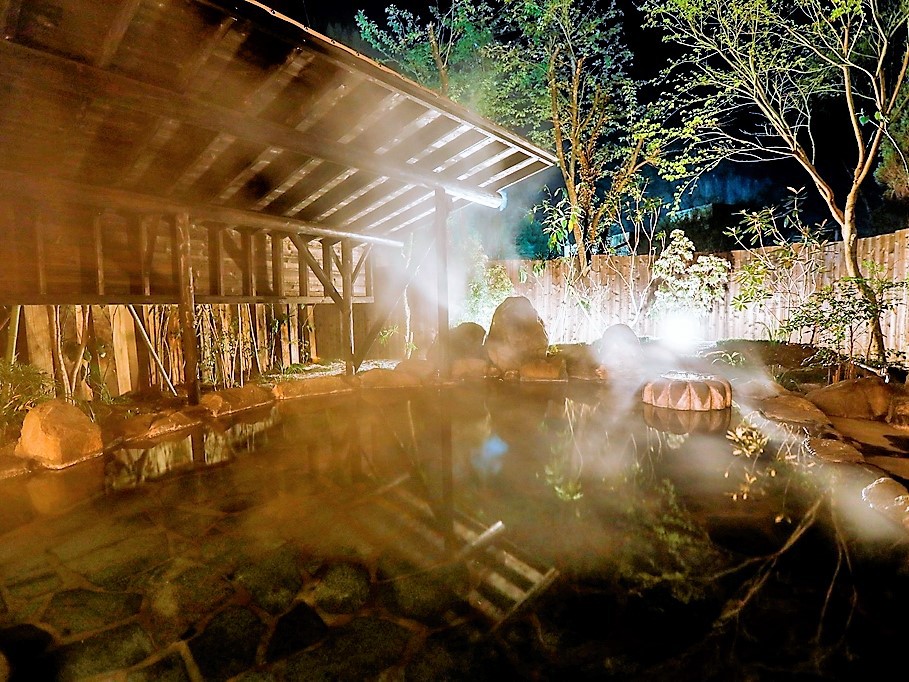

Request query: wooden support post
[
  {"left": 435, "top": 189, "right": 450, "bottom": 378},
  {"left": 22, "top": 305, "right": 54, "bottom": 377},
  {"left": 341, "top": 239, "right": 355, "bottom": 375},
  {"left": 4, "top": 304, "right": 19, "bottom": 362},
  {"left": 288, "top": 304, "right": 299, "bottom": 364},
  {"left": 241, "top": 229, "right": 255, "bottom": 296},
  {"left": 304, "top": 304, "right": 317, "bottom": 362},
  {"left": 176, "top": 212, "right": 201, "bottom": 404},
  {"left": 271, "top": 233, "right": 285, "bottom": 298},
  {"left": 433, "top": 188, "right": 454, "bottom": 549},
  {"left": 208, "top": 225, "right": 224, "bottom": 297}
]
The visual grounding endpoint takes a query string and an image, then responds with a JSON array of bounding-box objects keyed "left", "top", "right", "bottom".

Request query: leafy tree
[
  {"left": 359, "top": 1, "right": 660, "bottom": 274},
  {"left": 355, "top": 1, "right": 495, "bottom": 99},
  {"left": 642, "top": 0, "right": 909, "bottom": 360},
  {"left": 490, "top": 0, "right": 649, "bottom": 273},
  {"left": 875, "top": 87, "right": 909, "bottom": 199}
]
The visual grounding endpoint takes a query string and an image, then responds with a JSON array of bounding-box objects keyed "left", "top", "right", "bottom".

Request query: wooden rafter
[{"left": 0, "top": 41, "right": 503, "bottom": 209}]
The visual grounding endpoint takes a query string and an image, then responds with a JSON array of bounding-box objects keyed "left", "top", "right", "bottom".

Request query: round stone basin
[{"left": 641, "top": 371, "right": 732, "bottom": 412}]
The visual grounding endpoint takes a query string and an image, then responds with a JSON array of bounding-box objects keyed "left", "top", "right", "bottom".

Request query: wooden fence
[{"left": 495, "top": 228, "right": 909, "bottom": 355}]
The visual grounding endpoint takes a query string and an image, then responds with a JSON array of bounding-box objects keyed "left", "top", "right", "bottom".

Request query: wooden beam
[
  {"left": 208, "top": 225, "right": 225, "bottom": 297},
  {"left": 322, "top": 240, "right": 334, "bottom": 284},
  {"left": 296, "top": 235, "right": 313, "bottom": 296},
  {"left": 96, "top": 0, "right": 142, "bottom": 68},
  {"left": 0, "top": 170, "right": 404, "bottom": 249},
  {"left": 241, "top": 230, "right": 255, "bottom": 297},
  {"left": 341, "top": 239, "right": 355, "bottom": 376},
  {"left": 0, "top": 41, "right": 504, "bottom": 209},
  {"left": 176, "top": 213, "right": 200, "bottom": 404},
  {"left": 233, "top": 0, "right": 558, "bottom": 167},
  {"left": 0, "top": 293, "right": 356, "bottom": 306},
  {"left": 353, "top": 245, "right": 371, "bottom": 284},
  {"left": 291, "top": 234, "right": 342, "bottom": 307}
]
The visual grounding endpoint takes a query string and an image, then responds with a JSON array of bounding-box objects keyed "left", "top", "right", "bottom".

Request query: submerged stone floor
[
  {"left": 2, "top": 361, "right": 909, "bottom": 681},
  {"left": 0, "top": 438, "right": 512, "bottom": 681}
]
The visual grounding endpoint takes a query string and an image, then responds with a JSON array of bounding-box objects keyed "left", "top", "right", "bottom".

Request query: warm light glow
[{"left": 656, "top": 311, "right": 702, "bottom": 352}]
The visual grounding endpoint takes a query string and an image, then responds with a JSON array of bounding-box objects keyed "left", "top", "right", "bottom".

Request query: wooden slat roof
[{"left": 0, "top": 0, "right": 556, "bottom": 247}]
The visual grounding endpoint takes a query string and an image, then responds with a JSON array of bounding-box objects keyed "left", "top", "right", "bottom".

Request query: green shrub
[{"left": 0, "top": 362, "right": 54, "bottom": 438}]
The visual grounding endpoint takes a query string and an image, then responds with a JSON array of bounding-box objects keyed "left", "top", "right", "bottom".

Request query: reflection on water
[
  {"left": 105, "top": 408, "right": 279, "bottom": 490},
  {"left": 1, "top": 384, "right": 907, "bottom": 680}
]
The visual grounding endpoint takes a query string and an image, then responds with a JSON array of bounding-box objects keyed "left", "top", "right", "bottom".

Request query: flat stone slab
[
  {"left": 53, "top": 622, "right": 154, "bottom": 681},
  {"left": 41, "top": 588, "right": 142, "bottom": 637},
  {"left": 313, "top": 562, "right": 371, "bottom": 614},
  {"left": 233, "top": 545, "right": 303, "bottom": 615},
  {"left": 271, "top": 375, "right": 357, "bottom": 400},
  {"left": 284, "top": 617, "right": 410, "bottom": 680},
  {"left": 265, "top": 602, "right": 327, "bottom": 662},
  {"left": 187, "top": 606, "right": 265, "bottom": 682},
  {"left": 126, "top": 651, "right": 192, "bottom": 681}
]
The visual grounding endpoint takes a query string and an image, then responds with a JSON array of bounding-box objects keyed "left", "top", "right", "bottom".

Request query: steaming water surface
[{"left": 0, "top": 383, "right": 906, "bottom": 679}]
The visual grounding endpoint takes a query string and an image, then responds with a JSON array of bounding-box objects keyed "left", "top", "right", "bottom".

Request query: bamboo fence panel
[{"left": 493, "top": 228, "right": 909, "bottom": 354}]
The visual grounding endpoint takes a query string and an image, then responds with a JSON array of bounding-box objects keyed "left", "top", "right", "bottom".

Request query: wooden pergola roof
[{"left": 0, "top": 0, "right": 556, "bottom": 247}]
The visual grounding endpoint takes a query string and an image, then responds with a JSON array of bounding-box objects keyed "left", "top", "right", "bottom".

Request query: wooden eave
[{"left": 0, "top": 0, "right": 555, "bottom": 305}]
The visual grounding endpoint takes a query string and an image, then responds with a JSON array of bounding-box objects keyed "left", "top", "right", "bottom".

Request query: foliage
[
  {"left": 456, "top": 235, "right": 515, "bottom": 330},
  {"left": 355, "top": 1, "right": 496, "bottom": 100},
  {"left": 0, "top": 361, "right": 54, "bottom": 438},
  {"left": 725, "top": 189, "right": 836, "bottom": 338},
  {"left": 650, "top": 229, "right": 731, "bottom": 317},
  {"left": 196, "top": 305, "right": 254, "bottom": 389},
  {"left": 779, "top": 261, "right": 908, "bottom": 371},
  {"left": 875, "top": 86, "right": 909, "bottom": 200},
  {"left": 378, "top": 325, "right": 399, "bottom": 347},
  {"left": 642, "top": 0, "right": 909, "bottom": 359},
  {"left": 497, "top": 0, "right": 650, "bottom": 272}
]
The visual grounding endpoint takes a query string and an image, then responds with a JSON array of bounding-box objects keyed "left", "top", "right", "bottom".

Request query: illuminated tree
[
  {"left": 642, "top": 0, "right": 909, "bottom": 359},
  {"left": 359, "top": 1, "right": 657, "bottom": 275},
  {"left": 489, "top": 0, "right": 647, "bottom": 274},
  {"left": 355, "top": 1, "right": 495, "bottom": 100}
]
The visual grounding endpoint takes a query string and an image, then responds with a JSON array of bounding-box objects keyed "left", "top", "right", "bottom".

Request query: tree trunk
[{"left": 842, "top": 202, "right": 887, "bottom": 362}]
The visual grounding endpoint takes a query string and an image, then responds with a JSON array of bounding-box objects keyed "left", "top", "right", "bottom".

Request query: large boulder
[
  {"left": 593, "top": 324, "right": 644, "bottom": 381},
  {"left": 483, "top": 296, "right": 548, "bottom": 373},
  {"left": 15, "top": 400, "right": 103, "bottom": 469},
  {"left": 426, "top": 322, "right": 487, "bottom": 370},
  {"left": 806, "top": 376, "right": 894, "bottom": 420}
]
